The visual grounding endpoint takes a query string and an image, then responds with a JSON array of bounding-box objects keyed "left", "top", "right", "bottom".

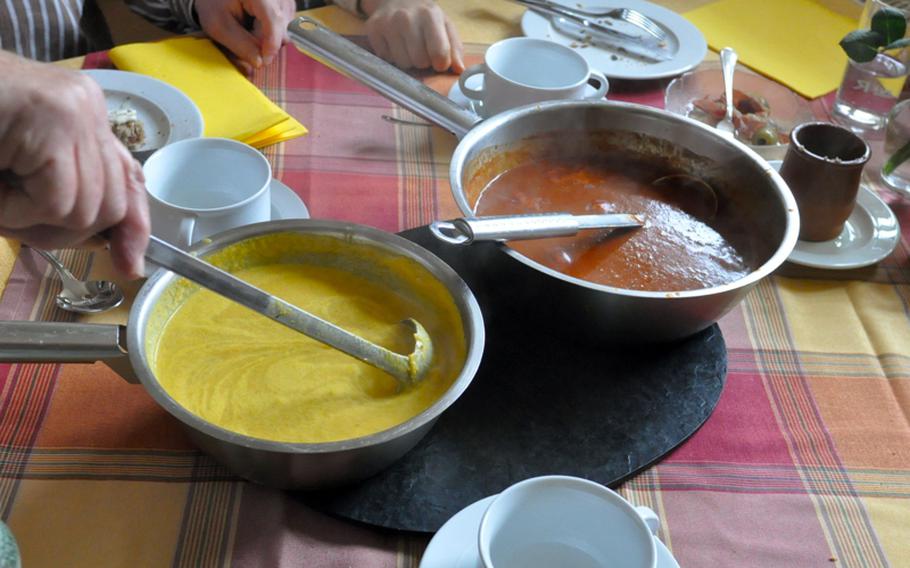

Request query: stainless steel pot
[
  {"left": 288, "top": 18, "right": 800, "bottom": 341},
  {"left": 0, "top": 220, "right": 485, "bottom": 489}
]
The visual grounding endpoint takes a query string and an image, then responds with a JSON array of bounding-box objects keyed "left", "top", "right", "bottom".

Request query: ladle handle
[
  {"left": 430, "top": 213, "right": 644, "bottom": 245},
  {"left": 286, "top": 16, "right": 480, "bottom": 138},
  {"left": 0, "top": 322, "right": 126, "bottom": 362},
  {"left": 143, "top": 235, "right": 413, "bottom": 382}
]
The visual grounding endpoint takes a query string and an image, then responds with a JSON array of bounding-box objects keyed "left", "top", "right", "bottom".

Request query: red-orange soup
[{"left": 473, "top": 156, "right": 752, "bottom": 292}]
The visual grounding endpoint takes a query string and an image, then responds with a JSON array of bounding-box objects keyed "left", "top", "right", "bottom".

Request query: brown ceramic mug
[{"left": 779, "top": 122, "right": 870, "bottom": 242}]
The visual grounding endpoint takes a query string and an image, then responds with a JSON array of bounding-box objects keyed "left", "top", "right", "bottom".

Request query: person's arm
[
  {"left": 0, "top": 51, "right": 149, "bottom": 278},
  {"left": 125, "top": 0, "right": 295, "bottom": 70},
  {"left": 333, "top": 0, "right": 464, "bottom": 73}
]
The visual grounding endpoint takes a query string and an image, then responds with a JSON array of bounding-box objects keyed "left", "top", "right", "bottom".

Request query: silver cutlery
[
  {"left": 549, "top": 14, "right": 672, "bottom": 62},
  {"left": 717, "top": 47, "right": 738, "bottom": 138},
  {"left": 430, "top": 212, "right": 644, "bottom": 245},
  {"left": 34, "top": 249, "right": 125, "bottom": 314},
  {"left": 381, "top": 114, "right": 434, "bottom": 127},
  {"left": 142, "top": 234, "right": 433, "bottom": 387},
  {"left": 513, "top": 0, "right": 667, "bottom": 44}
]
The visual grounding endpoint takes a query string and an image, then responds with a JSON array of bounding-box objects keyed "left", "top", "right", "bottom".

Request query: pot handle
[
  {"left": 286, "top": 16, "right": 481, "bottom": 139},
  {"left": 0, "top": 322, "right": 138, "bottom": 384}
]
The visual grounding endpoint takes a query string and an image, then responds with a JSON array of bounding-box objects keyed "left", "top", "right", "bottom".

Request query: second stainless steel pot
[{"left": 287, "top": 18, "right": 800, "bottom": 341}]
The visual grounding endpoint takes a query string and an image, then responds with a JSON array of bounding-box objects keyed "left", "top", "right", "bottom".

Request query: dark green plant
[
  {"left": 839, "top": 7, "right": 910, "bottom": 62},
  {"left": 841, "top": 7, "right": 910, "bottom": 175}
]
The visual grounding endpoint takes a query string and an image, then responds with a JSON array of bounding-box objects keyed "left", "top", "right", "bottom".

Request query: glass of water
[
  {"left": 882, "top": 98, "right": 910, "bottom": 195},
  {"left": 832, "top": 0, "right": 910, "bottom": 131}
]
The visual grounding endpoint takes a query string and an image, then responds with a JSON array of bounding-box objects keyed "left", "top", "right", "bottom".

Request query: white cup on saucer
[
  {"left": 143, "top": 137, "right": 272, "bottom": 248},
  {"left": 478, "top": 476, "right": 659, "bottom": 568},
  {"left": 458, "top": 37, "right": 609, "bottom": 118}
]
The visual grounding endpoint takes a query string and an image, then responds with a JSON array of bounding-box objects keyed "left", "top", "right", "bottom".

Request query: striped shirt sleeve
[{"left": 125, "top": 0, "right": 198, "bottom": 33}]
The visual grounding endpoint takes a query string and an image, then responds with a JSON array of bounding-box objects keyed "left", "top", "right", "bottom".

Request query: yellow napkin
[
  {"left": 0, "top": 238, "right": 20, "bottom": 297},
  {"left": 109, "top": 37, "right": 307, "bottom": 148},
  {"left": 685, "top": 0, "right": 857, "bottom": 99}
]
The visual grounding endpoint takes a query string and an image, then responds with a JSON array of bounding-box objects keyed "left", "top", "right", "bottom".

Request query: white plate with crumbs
[
  {"left": 83, "top": 69, "right": 204, "bottom": 151},
  {"left": 521, "top": 0, "right": 707, "bottom": 81}
]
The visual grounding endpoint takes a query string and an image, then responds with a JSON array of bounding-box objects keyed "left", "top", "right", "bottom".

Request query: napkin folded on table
[
  {"left": 685, "top": 0, "right": 858, "bottom": 99},
  {"left": 109, "top": 37, "right": 307, "bottom": 148}
]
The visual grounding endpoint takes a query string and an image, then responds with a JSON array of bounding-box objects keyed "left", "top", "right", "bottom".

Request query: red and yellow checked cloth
[{"left": 3, "top": 21, "right": 910, "bottom": 568}]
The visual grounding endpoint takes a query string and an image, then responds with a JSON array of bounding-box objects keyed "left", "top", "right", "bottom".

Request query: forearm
[{"left": 331, "top": 0, "right": 384, "bottom": 17}]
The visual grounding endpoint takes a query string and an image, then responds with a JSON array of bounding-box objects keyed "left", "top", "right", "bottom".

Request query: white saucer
[
  {"left": 768, "top": 160, "right": 900, "bottom": 269},
  {"left": 446, "top": 75, "right": 605, "bottom": 119},
  {"left": 419, "top": 495, "right": 679, "bottom": 568},
  {"left": 83, "top": 69, "right": 204, "bottom": 152},
  {"left": 270, "top": 178, "right": 309, "bottom": 220},
  {"left": 520, "top": 0, "right": 707, "bottom": 81}
]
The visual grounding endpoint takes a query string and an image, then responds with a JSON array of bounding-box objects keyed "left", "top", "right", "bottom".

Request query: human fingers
[
  {"left": 196, "top": 1, "right": 263, "bottom": 68},
  {"left": 367, "top": 24, "right": 392, "bottom": 62},
  {"left": 384, "top": 29, "right": 414, "bottom": 70},
  {"left": 419, "top": 7, "right": 451, "bottom": 72},
  {"left": 243, "top": 0, "right": 287, "bottom": 64},
  {"left": 0, "top": 154, "right": 78, "bottom": 230},
  {"left": 445, "top": 19, "right": 465, "bottom": 74},
  {"left": 399, "top": 10, "right": 430, "bottom": 69},
  {"left": 0, "top": 226, "right": 92, "bottom": 250},
  {"left": 108, "top": 161, "right": 150, "bottom": 280}
]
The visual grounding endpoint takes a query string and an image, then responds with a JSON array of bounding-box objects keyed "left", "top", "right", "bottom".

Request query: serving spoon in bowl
[{"left": 141, "top": 234, "right": 433, "bottom": 388}]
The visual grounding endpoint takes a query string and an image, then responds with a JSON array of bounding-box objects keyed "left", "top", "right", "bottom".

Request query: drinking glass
[
  {"left": 881, "top": 98, "right": 910, "bottom": 195},
  {"left": 832, "top": 0, "right": 910, "bottom": 131}
]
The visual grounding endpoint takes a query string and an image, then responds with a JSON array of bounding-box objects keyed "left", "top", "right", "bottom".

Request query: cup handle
[
  {"left": 635, "top": 506, "right": 660, "bottom": 535},
  {"left": 459, "top": 64, "right": 486, "bottom": 100},
  {"left": 585, "top": 71, "right": 609, "bottom": 100},
  {"left": 176, "top": 215, "right": 196, "bottom": 249}
]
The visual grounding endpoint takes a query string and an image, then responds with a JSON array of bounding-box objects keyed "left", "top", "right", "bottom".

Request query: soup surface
[
  {"left": 474, "top": 156, "right": 751, "bottom": 291},
  {"left": 152, "top": 261, "right": 466, "bottom": 444}
]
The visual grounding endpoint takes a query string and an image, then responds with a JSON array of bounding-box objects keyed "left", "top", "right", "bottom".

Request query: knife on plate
[{"left": 546, "top": 12, "right": 673, "bottom": 63}]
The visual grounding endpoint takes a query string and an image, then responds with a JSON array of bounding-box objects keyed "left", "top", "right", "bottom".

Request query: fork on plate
[{"left": 515, "top": 0, "right": 667, "bottom": 43}]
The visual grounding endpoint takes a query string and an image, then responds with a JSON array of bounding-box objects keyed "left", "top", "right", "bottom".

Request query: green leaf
[
  {"left": 871, "top": 7, "right": 907, "bottom": 44},
  {"left": 884, "top": 37, "right": 910, "bottom": 51},
  {"left": 883, "top": 139, "right": 910, "bottom": 175},
  {"left": 840, "top": 30, "right": 886, "bottom": 62}
]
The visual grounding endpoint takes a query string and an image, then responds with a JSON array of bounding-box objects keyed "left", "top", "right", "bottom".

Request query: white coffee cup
[
  {"left": 478, "top": 476, "right": 659, "bottom": 568},
  {"left": 458, "top": 37, "right": 609, "bottom": 118},
  {"left": 143, "top": 137, "right": 272, "bottom": 248}
]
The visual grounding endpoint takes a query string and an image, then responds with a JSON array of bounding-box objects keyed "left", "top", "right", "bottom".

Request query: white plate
[
  {"left": 446, "top": 74, "right": 605, "bottom": 118},
  {"left": 768, "top": 161, "right": 900, "bottom": 270},
  {"left": 521, "top": 0, "right": 707, "bottom": 81},
  {"left": 270, "top": 178, "right": 309, "bottom": 220},
  {"left": 420, "top": 495, "right": 679, "bottom": 568},
  {"left": 83, "top": 69, "right": 204, "bottom": 151}
]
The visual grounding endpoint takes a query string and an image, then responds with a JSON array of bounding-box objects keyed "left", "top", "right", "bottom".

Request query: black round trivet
[{"left": 302, "top": 225, "right": 727, "bottom": 533}]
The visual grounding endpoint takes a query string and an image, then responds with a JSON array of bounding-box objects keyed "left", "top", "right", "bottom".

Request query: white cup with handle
[
  {"left": 478, "top": 475, "right": 659, "bottom": 568},
  {"left": 143, "top": 137, "right": 272, "bottom": 249},
  {"left": 458, "top": 37, "right": 609, "bottom": 118}
]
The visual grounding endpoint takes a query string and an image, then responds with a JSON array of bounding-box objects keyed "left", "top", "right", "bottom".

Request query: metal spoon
[
  {"left": 142, "top": 234, "right": 433, "bottom": 388},
  {"left": 34, "top": 249, "right": 124, "bottom": 313},
  {"left": 652, "top": 174, "right": 719, "bottom": 221},
  {"left": 717, "top": 47, "right": 738, "bottom": 138}
]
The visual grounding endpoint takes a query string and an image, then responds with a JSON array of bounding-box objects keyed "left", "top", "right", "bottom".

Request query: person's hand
[
  {"left": 0, "top": 53, "right": 150, "bottom": 279},
  {"left": 195, "top": 0, "right": 296, "bottom": 72},
  {"left": 363, "top": 0, "right": 465, "bottom": 73}
]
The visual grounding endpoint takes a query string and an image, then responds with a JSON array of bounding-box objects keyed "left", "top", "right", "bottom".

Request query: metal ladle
[
  {"left": 35, "top": 249, "right": 125, "bottom": 314},
  {"left": 142, "top": 234, "right": 433, "bottom": 388}
]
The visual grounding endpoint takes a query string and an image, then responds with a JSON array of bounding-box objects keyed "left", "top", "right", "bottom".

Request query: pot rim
[
  {"left": 127, "top": 219, "right": 485, "bottom": 454},
  {"left": 449, "top": 99, "right": 801, "bottom": 299}
]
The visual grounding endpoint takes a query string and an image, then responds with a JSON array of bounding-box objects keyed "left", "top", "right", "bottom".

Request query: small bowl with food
[{"left": 664, "top": 60, "right": 816, "bottom": 160}]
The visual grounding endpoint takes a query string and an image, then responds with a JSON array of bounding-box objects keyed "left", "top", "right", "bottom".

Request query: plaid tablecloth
[{"left": 2, "top": 5, "right": 910, "bottom": 567}]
